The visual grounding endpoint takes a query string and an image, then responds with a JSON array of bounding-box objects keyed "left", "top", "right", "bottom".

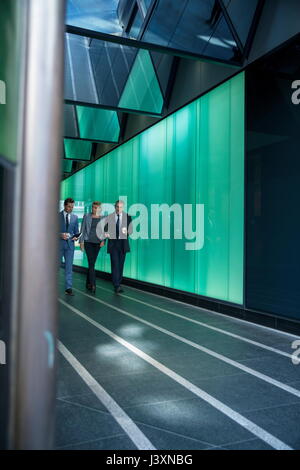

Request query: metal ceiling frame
[
  {"left": 65, "top": 98, "right": 163, "bottom": 117},
  {"left": 66, "top": 24, "right": 242, "bottom": 67},
  {"left": 66, "top": 0, "right": 266, "bottom": 68}
]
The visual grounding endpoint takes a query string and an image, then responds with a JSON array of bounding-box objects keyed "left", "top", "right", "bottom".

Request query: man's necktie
[
  {"left": 66, "top": 213, "right": 69, "bottom": 231},
  {"left": 116, "top": 214, "right": 120, "bottom": 239}
]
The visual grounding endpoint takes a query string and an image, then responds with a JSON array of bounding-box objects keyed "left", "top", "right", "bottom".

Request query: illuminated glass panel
[
  {"left": 0, "top": 1, "right": 24, "bottom": 163},
  {"left": 64, "top": 138, "right": 92, "bottom": 160},
  {"left": 76, "top": 106, "right": 120, "bottom": 142},
  {"left": 118, "top": 49, "right": 163, "bottom": 114},
  {"left": 61, "top": 73, "right": 245, "bottom": 304}
]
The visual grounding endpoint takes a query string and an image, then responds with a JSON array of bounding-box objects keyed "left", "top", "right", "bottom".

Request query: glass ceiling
[
  {"left": 142, "top": 0, "right": 238, "bottom": 61},
  {"left": 222, "top": 0, "right": 260, "bottom": 47},
  {"left": 66, "top": 0, "right": 263, "bottom": 65},
  {"left": 118, "top": 49, "right": 164, "bottom": 113},
  {"left": 63, "top": 0, "right": 263, "bottom": 175},
  {"left": 64, "top": 138, "right": 93, "bottom": 161},
  {"left": 65, "top": 32, "right": 166, "bottom": 114},
  {"left": 66, "top": 0, "right": 123, "bottom": 35},
  {"left": 77, "top": 105, "right": 120, "bottom": 142},
  {"left": 64, "top": 104, "right": 121, "bottom": 143}
]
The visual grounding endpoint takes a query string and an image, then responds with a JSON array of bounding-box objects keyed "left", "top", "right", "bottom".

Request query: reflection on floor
[{"left": 55, "top": 270, "right": 300, "bottom": 450}]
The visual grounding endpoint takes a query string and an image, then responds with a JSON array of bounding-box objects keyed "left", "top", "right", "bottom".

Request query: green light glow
[{"left": 62, "top": 73, "right": 245, "bottom": 304}]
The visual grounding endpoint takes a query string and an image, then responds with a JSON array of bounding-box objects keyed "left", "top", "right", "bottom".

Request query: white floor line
[
  {"left": 58, "top": 340, "right": 156, "bottom": 451},
  {"left": 58, "top": 298, "right": 293, "bottom": 450},
  {"left": 70, "top": 272, "right": 300, "bottom": 340},
  {"left": 96, "top": 277, "right": 300, "bottom": 340},
  {"left": 89, "top": 283, "right": 294, "bottom": 360},
  {"left": 72, "top": 287, "right": 300, "bottom": 401}
]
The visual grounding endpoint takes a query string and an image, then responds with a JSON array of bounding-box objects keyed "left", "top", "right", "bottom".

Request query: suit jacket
[
  {"left": 59, "top": 211, "right": 79, "bottom": 250},
  {"left": 79, "top": 213, "right": 106, "bottom": 243},
  {"left": 104, "top": 212, "right": 132, "bottom": 254}
]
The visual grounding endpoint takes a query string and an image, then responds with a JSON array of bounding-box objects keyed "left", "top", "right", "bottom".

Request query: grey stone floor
[{"left": 55, "top": 271, "right": 300, "bottom": 450}]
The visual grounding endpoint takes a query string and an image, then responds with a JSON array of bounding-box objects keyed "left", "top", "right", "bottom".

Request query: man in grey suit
[
  {"left": 104, "top": 200, "right": 132, "bottom": 294},
  {"left": 59, "top": 198, "right": 80, "bottom": 295}
]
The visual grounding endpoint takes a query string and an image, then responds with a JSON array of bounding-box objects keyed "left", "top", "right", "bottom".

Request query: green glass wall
[
  {"left": 0, "top": 1, "right": 24, "bottom": 163},
  {"left": 61, "top": 73, "right": 245, "bottom": 304}
]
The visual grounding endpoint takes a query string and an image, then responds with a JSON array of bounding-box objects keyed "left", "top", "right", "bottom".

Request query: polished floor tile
[{"left": 56, "top": 271, "right": 300, "bottom": 450}]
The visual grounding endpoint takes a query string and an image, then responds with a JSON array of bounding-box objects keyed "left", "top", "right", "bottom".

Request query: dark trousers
[
  {"left": 110, "top": 245, "right": 126, "bottom": 288},
  {"left": 84, "top": 242, "right": 100, "bottom": 287}
]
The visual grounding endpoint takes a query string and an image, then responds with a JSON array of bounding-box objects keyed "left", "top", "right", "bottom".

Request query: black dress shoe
[
  {"left": 114, "top": 286, "right": 124, "bottom": 294},
  {"left": 86, "top": 283, "right": 92, "bottom": 291},
  {"left": 65, "top": 288, "right": 74, "bottom": 296}
]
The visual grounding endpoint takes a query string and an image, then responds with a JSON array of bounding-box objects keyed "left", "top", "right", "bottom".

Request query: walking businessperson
[
  {"left": 104, "top": 200, "right": 132, "bottom": 293},
  {"left": 59, "top": 197, "right": 80, "bottom": 295},
  {"left": 79, "top": 201, "right": 105, "bottom": 294}
]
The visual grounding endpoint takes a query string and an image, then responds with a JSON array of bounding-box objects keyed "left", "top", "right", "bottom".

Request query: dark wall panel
[{"left": 246, "top": 57, "right": 300, "bottom": 320}]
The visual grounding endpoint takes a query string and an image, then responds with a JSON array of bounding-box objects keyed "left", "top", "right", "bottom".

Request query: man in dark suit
[
  {"left": 59, "top": 197, "right": 80, "bottom": 295},
  {"left": 104, "top": 200, "right": 132, "bottom": 294}
]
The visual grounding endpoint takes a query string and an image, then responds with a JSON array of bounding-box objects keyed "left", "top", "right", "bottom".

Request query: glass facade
[
  {"left": 89, "top": 39, "right": 136, "bottom": 108},
  {"left": 223, "top": 0, "right": 260, "bottom": 46},
  {"left": 65, "top": 0, "right": 263, "bottom": 65},
  {"left": 118, "top": 49, "right": 164, "bottom": 113},
  {"left": 143, "top": 0, "right": 239, "bottom": 61},
  {"left": 128, "top": 7, "right": 144, "bottom": 39},
  {"left": 66, "top": 0, "right": 123, "bottom": 35},
  {"left": 76, "top": 106, "right": 120, "bottom": 142},
  {"left": 201, "top": 16, "right": 241, "bottom": 62},
  {"left": 61, "top": 73, "right": 245, "bottom": 304},
  {"left": 65, "top": 33, "right": 166, "bottom": 115},
  {"left": 142, "top": 0, "right": 153, "bottom": 10},
  {"left": 64, "top": 104, "right": 121, "bottom": 143},
  {"left": 0, "top": 1, "right": 24, "bottom": 163}
]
